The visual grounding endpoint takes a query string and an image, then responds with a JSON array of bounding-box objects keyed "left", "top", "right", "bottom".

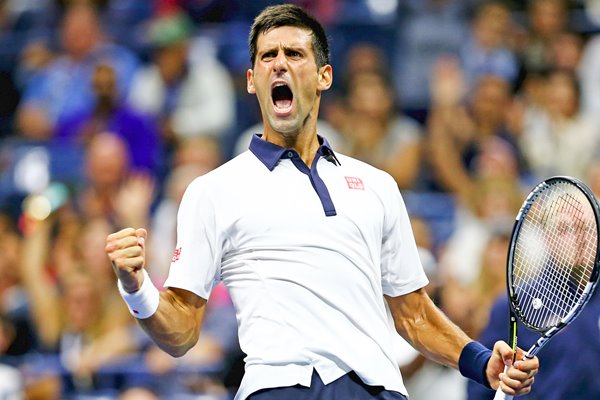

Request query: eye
[
  {"left": 262, "top": 51, "right": 276, "bottom": 60},
  {"left": 287, "top": 50, "right": 302, "bottom": 58}
]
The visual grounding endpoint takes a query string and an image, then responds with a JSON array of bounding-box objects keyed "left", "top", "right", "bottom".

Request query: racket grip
[{"left": 492, "top": 365, "right": 514, "bottom": 400}]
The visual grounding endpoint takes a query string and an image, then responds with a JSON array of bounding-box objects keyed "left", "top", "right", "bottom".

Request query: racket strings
[{"left": 512, "top": 183, "right": 597, "bottom": 331}]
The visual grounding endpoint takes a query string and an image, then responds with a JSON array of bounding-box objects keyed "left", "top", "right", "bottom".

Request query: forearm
[
  {"left": 386, "top": 289, "right": 471, "bottom": 369},
  {"left": 119, "top": 277, "right": 207, "bottom": 358},
  {"left": 137, "top": 288, "right": 206, "bottom": 357},
  {"left": 108, "top": 228, "right": 207, "bottom": 357},
  {"left": 21, "top": 220, "right": 61, "bottom": 347}
]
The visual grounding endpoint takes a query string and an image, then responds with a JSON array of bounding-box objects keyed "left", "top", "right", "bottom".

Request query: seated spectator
[
  {"left": 516, "top": 0, "right": 570, "bottom": 74},
  {"left": 16, "top": 3, "right": 139, "bottom": 140},
  {"left": 127, "top": 11, "right": 236, "bottom": 148},
  {"left": 459, "top": 1, "right": 519, "bottom": 90},
  {"left": 54, "top": 63, "right": 161, "bottom": 175},
  {"left": 468, "top": 289, "right": 600, "bottom": 399},
  {"left": 19, "top": 213, "right": 140, "bottom": 397},
  {"left": 517, "top": 69, "right": 600, "bottom": 181},
  {"left": 426, "top": 58, "right": 527, "bottom": 200},
  {"left": 75, "top": 132, "right": 155, "bottom": 227},
  {"left": 338, "top": 69, "right": 424, "bottom": 189}
]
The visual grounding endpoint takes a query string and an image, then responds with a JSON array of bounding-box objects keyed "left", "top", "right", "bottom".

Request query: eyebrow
[{"left": 259, "top": 41, "right": 308, "bottom": 53}]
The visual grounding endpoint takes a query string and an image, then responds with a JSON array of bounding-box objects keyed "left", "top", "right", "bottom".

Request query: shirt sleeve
[
  {"left": 380, "top": 174, "right": 429, "bottom": 297},
  {"left": 163, "top": 177, "right": 222, "bottom": 300}
]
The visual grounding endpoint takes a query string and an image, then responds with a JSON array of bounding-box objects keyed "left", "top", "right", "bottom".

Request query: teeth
[{"left": 274, "top": 83, "right": 286, "bottom": 87}]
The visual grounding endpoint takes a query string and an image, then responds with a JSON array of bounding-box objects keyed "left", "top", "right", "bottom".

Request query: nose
[{"left": 273, "top": 52, "right": 287, "bottom": 74}]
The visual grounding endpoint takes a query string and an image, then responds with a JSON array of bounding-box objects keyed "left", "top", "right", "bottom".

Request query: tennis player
[{"left": 105, "top": 4, "right": 538, "bottom": 399}]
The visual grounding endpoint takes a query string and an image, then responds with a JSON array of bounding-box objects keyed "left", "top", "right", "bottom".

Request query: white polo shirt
[{"left": 164, "top": 134, "right": 428, "bottom": 400}]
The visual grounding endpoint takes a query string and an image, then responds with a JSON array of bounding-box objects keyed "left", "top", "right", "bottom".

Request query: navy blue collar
[{"left": 249, "top": 133, "right": 340, "bottom": 171}]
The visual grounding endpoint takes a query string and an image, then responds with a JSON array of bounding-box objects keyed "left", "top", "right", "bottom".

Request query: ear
[
  {"left": 247, "top": 69, "right": 256, "bottom": 94},
  {"left": 317, "top": 65, "right": 333, "bottom": 91}
]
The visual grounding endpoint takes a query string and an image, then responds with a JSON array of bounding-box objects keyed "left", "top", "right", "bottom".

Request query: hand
[
  {"left": 105, "top": 227, "right": 147, "bottom": 292},
  {"left": 486, "top": 341, "right": 539, "bottom": 396},
  {"left": 430, "top": 55, "right": 466, "bottom": 107},
  {"left": 114, "top": 173, "right": 155, "bottom": 228}
]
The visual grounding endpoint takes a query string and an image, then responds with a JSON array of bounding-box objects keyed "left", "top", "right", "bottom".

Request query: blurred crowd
[{"left": 2, "top": 0, "right": 600, "bottom": 399}]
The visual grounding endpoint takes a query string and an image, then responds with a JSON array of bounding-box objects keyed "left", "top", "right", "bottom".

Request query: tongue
[{"left": 275, "top": 99, "right": 292, "bottom": 109}]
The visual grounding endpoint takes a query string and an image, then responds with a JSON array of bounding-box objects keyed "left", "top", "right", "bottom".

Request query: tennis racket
[{"left": 493, "top": 176, "right": 600, "bottom": 400}]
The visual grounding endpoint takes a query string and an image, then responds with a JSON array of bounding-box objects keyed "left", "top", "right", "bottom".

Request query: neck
[{"left": 262, "top": 123, "right": 320, "bottom": 167}]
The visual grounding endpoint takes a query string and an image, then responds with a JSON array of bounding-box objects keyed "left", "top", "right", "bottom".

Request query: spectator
[
  {"left": 127, "top": 11, "right": 236, "bottom": 148},
  {"left": 426, "top": 58, "right": 526, "bottom": 201},
  {"left": 148, "top": 164, "right": 209, "bottom": 285},
  {"left": 54, "top": 63, "right": 161, "bottom": 175},
  {"left": 339, "top": 69, "right": 424, "bottom": 189},
  {"left": 459, "top": 1, "right": 519, "bottom": 90},
  {"left": 468, "top": 289, "right": 600, "bottom": 399},
  {"left": 579, "top": 33, "right": 600, "bottom": 116},
  {"left": 516, "top": 0, "right": 570, "bottom": 74},
  {"left": 437, "top": 175, "right": 522, "bottom": 345},
  {"left": 75, "top": 132, "right": 155, "bottom": 227},
  {"left": 517, "top": 69, "right": 600, "bottom": 181},
  {"left": 396, "top": 215, "right": 468, "bottom": 400},
  {"left": 20, "top": 213, "right": 139, "bottom": 397},
  {"left": 172, "top": 135, "right": 223, "bottom": 172},
  {"left": 464, "top": 231, "right": 510, "bottom": 339},
  {"left": 549, "top": 30, "right": 583, "bottom": 73},
  {"left": 0, "top": 343, "right": 23, "bottom": 399},
  {"left": 16, "top": 3, "right": 139, "bottom": 140}
]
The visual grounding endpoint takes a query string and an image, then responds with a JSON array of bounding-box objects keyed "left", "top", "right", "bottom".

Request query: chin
[{"left": 268, "top": 117, "right": 301, "bottom": 137}]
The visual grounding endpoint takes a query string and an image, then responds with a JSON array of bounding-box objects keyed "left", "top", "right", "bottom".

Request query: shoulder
[
  {"left": 180, "top": 152, "right": 262, "bottom": 211},
  {"left": 335, "top": 153, "right": 399, "bottom": 193},
  {"left": 336, "top": 153, "right": 395, "bottom": 180},
  {"left": 187, "top": 151, "right": 258, "bottom": 188}
]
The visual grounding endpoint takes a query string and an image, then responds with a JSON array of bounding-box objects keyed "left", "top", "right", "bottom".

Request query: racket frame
[{"left": 505, "top": 176, "right": 600, "bottom": 358}]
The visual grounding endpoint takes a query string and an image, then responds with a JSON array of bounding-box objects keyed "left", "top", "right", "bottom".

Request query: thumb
[
  {"left": 136, "top": 228, "right": 147, "bottom": 247},
  {"left": 495, "top": 341, "right": 516, "bottom": 367}
]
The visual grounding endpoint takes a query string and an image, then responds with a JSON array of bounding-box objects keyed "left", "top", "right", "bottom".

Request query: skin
[
  {"left": 247, "top": 26, "right": 332, "bottom": 166},
  {"left": 106, "top": 25, "right": 538, "bottom": 395}
]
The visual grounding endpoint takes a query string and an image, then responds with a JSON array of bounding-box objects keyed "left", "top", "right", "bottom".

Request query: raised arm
[
  {"left": 385, "top": 288, "right": 538, "bottom": 396},
  {"left": 105, "top": 227, "right": 207, "bottom": 357}
]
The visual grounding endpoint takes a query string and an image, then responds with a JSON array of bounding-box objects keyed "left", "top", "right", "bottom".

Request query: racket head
[{"left": 506, "top": 176, "right": 600, "bottom": 334}]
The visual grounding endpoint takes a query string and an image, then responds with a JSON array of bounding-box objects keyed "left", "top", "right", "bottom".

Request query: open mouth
[{"left": 271, "top": 82, "right": 293, "bottom": 113}]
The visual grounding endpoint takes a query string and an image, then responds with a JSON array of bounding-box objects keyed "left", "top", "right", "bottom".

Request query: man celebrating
[{"left": 106, "top": 4, "right": 538, "bottom": 399}]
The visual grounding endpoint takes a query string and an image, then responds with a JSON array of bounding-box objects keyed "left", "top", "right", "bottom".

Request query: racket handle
[{"left": 492, "top": 366, "right": 514, "bottom": 400}]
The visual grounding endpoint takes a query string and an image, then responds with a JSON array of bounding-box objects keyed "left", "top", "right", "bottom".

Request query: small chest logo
[
  {"left": 345, "top": 176, "right": 365, "bottom": 190},
  {"left": 171, "top": 247, "right": 182, "bottom": 263}
]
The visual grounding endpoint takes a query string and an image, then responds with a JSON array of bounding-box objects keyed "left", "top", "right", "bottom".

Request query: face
[
  {"left": 545, "top": 72, "right": 578, "bottom": 118},
  {"left": 92, "top": 64, "right": 117, "bottom": 102},
  {"left": 61, "top": 6, "right": 100, "bottom": 59},
  {"left": 348, "top": 72, "right": 392, "bottom": 119},
  {"left": 247, "top": 26, "right": 332, "bottom": 139},
  {"left": 471, "top": 76, "right": 510, "bottom": 124},
  {"left": 86, "top": 133, "right": 128, "bottom": 187}
]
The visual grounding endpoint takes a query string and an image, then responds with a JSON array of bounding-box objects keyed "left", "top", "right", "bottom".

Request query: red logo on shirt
[
  {"left": 345, "top": 176, "right": 364, "bottom": 190},
  {"left": 171, "top": 247, "right": 182, "bottom": 262}
]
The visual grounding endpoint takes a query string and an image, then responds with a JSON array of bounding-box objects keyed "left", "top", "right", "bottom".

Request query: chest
[{"left": 218, "top": 160, "right": 385, "bottom": 257}]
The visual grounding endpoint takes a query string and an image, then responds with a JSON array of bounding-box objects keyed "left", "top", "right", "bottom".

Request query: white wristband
[{"left": 117, "top": 269, "right": 160, "bottom": 319}]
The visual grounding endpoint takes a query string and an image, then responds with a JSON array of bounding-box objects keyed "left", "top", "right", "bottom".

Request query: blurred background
[{"left": 2, "top": 0, "right": 600, "bottom": 399}]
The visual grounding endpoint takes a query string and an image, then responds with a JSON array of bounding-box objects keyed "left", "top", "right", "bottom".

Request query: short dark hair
[{"left": 248, "top": 4, "right": 330, "bottom": 68}]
